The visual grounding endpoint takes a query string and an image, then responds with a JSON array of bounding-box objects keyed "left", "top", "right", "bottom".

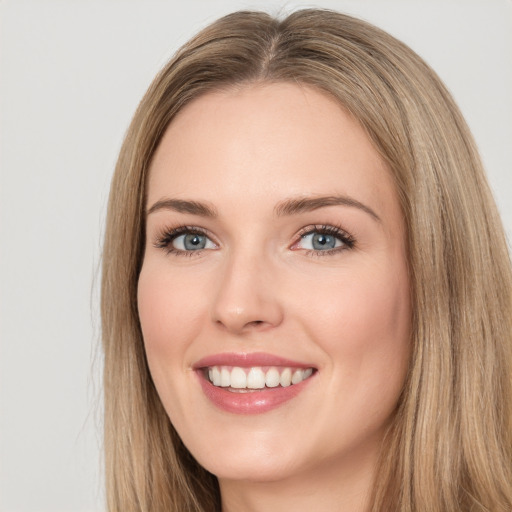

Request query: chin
[
  {"left": 179, "top": 425, "right": 305, "bottom": 483},
  {"left": 200, "top": 453, "right": 300, "bottom": 483}
]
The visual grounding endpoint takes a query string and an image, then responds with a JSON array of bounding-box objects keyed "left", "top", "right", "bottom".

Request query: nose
[{"left": 211, "top": 249, "right": 284, "bottom": 334}]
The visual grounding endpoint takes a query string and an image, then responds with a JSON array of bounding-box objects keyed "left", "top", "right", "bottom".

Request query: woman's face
[{"left": 138, "top": 83, "right": 411, "bottom": 487}]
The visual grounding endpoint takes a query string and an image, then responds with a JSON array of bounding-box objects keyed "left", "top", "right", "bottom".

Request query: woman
[{"left": 101, "top": 9, "right": 512, "bottom": 511}]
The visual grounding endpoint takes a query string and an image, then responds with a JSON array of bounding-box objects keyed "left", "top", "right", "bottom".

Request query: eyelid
[
  {"left": 152, "top": 223, "right": 355, "bottom": 257},
  {"left": 290, "top": 224, "right": 355, "bottom": 252},
  {"left": 153, "top": 225, "right": 218, "bottom": 255}
]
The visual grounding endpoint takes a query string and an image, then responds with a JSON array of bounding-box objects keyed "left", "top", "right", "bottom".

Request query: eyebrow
[
  {"left": 146, "top": 194, "right": 380, "bottom": 221},
  {"left": 274, "top": 195, "right": 381, "bottom": 221},
  {"left": 147, "top": 198, "right": 218, "bottom": 217}
]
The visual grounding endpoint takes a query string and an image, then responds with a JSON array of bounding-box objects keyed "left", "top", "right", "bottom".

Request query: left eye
[
  {"left": 172, "top": 233, "right": 216, "bottom": 251},
  {"left": 297, "top": 231, "right": 345, "bottom": 251}
]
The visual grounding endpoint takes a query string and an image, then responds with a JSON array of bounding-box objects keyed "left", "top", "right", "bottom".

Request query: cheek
[
  {"left": 295, "top": 260, "right": 411, "bottom": 388},
  {"left": 137, "top": 264, "right": 205, "bottom": 368}
]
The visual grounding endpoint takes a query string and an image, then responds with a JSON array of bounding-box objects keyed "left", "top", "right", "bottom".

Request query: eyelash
[
  {"left": 153, "top": 224, "right": 356, "bottom": 257},
  {"left": 294, "top": 224, "right": 355, "bottom": 256},
  {"left": 153, "top": 225, "right": 215, "bottom": 257}
]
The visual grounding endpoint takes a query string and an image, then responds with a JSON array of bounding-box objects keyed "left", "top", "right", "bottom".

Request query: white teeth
[
  {"left": 220, "top": 367, "right": 230, "bottom": 387},
  {"left": 280, "top": 367, "right": 292, "bottom": 387},
  {"left": 265, "top": 368, "right": 280, "bottom": 388},
  {"left": 247, "top": 367, "right": 266, "bottom": 389},
  {"left": 291, "top": 369, "right": 304, "bottom": 385},
  {"left": 206, "top": 365, "right": 314, "bottom": 389},
  {"left": 211, "top": 367, "right": 221, "bottom": 386},
  {"left": 230, "top": 367, "right": 247, "bottom": 389}
]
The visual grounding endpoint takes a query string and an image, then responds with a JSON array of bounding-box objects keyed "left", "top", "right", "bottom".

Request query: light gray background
[{"left": 1, "top": 1, "right": 511, "bottom": 511}]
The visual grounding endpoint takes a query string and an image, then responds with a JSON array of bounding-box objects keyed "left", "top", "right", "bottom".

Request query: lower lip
[{"left": 196, "top": 371, "right": 314, "bottom": 414}]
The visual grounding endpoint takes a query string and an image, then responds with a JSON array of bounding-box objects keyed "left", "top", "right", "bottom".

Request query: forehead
[{"left": 147, "top": 83, "right": 398, "bottom": 221}]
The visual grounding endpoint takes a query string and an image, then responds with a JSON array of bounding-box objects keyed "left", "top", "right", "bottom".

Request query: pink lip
[
  {"left": 193, "top": 352, "right": 312, "bottom": 369},
  {"left": 193, "top": 352, "right": 316, "bottom": 415}
]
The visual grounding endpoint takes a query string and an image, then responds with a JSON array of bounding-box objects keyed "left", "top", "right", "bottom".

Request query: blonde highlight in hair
[{"left": 101, "top": 9, "right": 512, "bottom": 511}]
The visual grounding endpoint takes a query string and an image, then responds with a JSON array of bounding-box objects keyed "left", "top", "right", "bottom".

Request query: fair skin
[{"left": 137, "top": 83, "right": 411, "bottom": 512}]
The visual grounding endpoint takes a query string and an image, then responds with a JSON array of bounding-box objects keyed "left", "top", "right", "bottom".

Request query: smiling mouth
[{"left": 204, "top": 366, "right": 315, "bottom": 392}]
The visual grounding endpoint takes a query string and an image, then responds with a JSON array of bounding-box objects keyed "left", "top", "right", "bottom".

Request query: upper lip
[{"left": 193, "top": 352, "right": 315, "bottom": 369}]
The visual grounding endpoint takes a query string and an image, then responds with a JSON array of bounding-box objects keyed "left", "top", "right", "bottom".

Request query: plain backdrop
[{"left": 0, "top": 1, "right": 511, "bottom": 511}]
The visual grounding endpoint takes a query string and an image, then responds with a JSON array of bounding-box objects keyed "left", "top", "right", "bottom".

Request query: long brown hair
[{"left": 101, "top": 9, "right": 512, "bottom": 511}]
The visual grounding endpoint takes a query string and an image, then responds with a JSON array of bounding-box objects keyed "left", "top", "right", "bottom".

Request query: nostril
[{"left": 214, "top": 318, "right": 265, "bottom": 331}]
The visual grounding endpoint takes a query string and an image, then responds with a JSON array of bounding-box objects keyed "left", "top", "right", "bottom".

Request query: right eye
[
  {"left": 172, "top": 232, "right": 216, "bottom": 251},
  {"left": 154, "top": 227, "right": 217, "bottom": 256}
]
